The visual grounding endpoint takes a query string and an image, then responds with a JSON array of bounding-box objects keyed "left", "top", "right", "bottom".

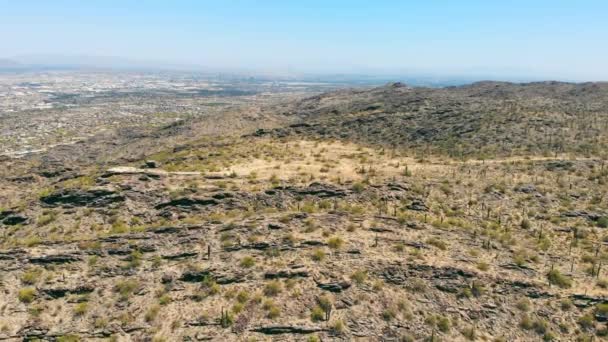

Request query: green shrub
[
  {"left": 331, "top": 319, "right": 345, "bottom": 334},
  {"left": 352, "top": 182, "right": 365, "bottom": 193},
  {"left": 18, "top": 288, "right": 37, "bottom": 303},
  {"left": 219, "top": 310, "right": 234, "bottom": 328},
  {"left": 236, "top": 291, "right": 249, "bottom": 303},
  {"left": 462, "top": 326, "right": 476, "bottom": 340},
  {"left": 311, "top": 248, "right": 326, "bottom": 261},
  {"left": 240, "top": 256, "right": 255, "bottom": 268},
  {"left": 577, "top": 313, "right": 594, "bottom": 329},
  {"left": 437, "top": 316, "right": 451, "bottom": 332},
  {"left": 310, "top": 306, "right": 325, "bottom": 322},
  {"left": 351, "top": 270, "right": 367, "bottom": 284},
  {"left": 327, "top": 236, "right": 344, "bottom": 249},
  {"left": 596, "top": 303, "right": 608, "bottom": 315},
  {"left": 21, "top": 268, "right": 43, "bottom": 285},
  {"left": 382, "top": 308, "right": 396, "bottom": 321},
  {"left": 426, "top": 237, "right": 447, "bottom": 250},
  {"left": 264, "top": 280, "right": 282, "bottom": 296},
  {"left": 73, "top": 302, "right": 88, "bottom": 316},
  {"left": 158, "top": 294, "right": 171, "bottom": 305},
  {"left": 232, "top": 303, "right": 244, "bottom": 314},
  {"left": 520, "top": 314, "right": 533, "bottom": 330},
  {"left": 114, "top": 279, "right": 139, "bottom": 300},
  {"left": 516, "top": 298, "right": 531, "bottom": 312},
  {"left": 560, "top": 298, "right": 573, "bottom": 310},
  {"left": 57, "top": 335, "right": 80, "bottom": 342},
  {"left": 267, "top": 306, "right": 280, "bottom": 319},
  {"left": 476, "top": 262, "right": 489, "bottom": 271},
  {"left": 547, "top": 269, "right": 572, "bottom": 288}
]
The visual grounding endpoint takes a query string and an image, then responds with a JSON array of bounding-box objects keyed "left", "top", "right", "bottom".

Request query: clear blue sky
[{"left": 2, "top": 0, "right": 607, "bottom": 80}]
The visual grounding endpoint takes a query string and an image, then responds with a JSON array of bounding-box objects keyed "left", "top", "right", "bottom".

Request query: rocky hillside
[
  {"left": 257, "top": 81, "right": 608, "bottom": 158},
  {"left": 1, "top": 82, "right": 608, "bottom": 341}
]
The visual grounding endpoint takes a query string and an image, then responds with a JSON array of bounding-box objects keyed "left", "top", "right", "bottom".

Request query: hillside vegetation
[
  {"left": 258, "top": 81, "right": 608, "bottom": 159},
  {"left": 1, "top": 82, "right": 608, "bottom": 341}
]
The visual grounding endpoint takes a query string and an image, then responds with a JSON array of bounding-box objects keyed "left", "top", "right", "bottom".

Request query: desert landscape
[{"left": 1, "top": 79, "right": 607, "bottom": 341}]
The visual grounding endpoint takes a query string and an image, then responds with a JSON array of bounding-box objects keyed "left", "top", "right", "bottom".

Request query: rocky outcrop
[
  {"left": 406, "top": 198, "right": 429, "bottom": 211},
  {"left": 264, "top": 269, "right": 310, "bottom": 279},
  {"left": 29, "top": 254, "right": 82, "bottom": 264},
  {"left": 40, "top": 188, "right": 125, "bottom": 207},
  {"left": 316, "top": 280, "right": 352, "bottom": 293},
  {"left": 41, "top": 284, "right": 95, "bottom": 299},
  {"left": 0, "top": 210, "right": 28, "bottom": 225},
  {"left": 272, "top": 182, "right": 347, "bottom": 199},
  {"left": 561, "top": 210, "right": 605, "bottom": 221},
  {"left": 155, "top": 197, "right": 219, "bottom": 210},
  {"left": 250, "top": 325, "right": 327, "bottom": 335}
]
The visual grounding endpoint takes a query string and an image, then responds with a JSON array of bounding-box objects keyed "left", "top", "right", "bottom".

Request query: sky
[{"left": 1, "top": 0, "right": 607, "bottom": 81}]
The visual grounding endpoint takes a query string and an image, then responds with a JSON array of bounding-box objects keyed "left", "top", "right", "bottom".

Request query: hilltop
[{"left": 257, "top": 81, "right": 608, "bottom": 158}]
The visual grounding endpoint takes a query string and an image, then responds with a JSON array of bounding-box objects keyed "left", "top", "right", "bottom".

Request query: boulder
[{"left": 143, "top": 160, "right": 160, "bottom": 168}]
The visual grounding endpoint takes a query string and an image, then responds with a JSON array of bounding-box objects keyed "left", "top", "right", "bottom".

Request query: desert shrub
[
  {"left": 532, "top": 319, "right": 548, "bottom": 335},
  {"left": 114, "top": 279, "right": 139, "bottom": 300},
  {"left": 400, "top": 333, "right": 415, "bottom": 342},
  {"left": 520, "top": 314, "right": 533, "bottom": 330},
  {"left": 547, "top": 269, "right": 572, "bottom": 288},
  {"left": 462, "top": 326, "right": 476, "bottom": 340},
  {"left": 560, "top": 298, "right": 573, "bottom": 311},
  {"left": 240, "top": 256, "right": 255, "bottom": 268},
  {"left": 219, "top": 310, "right": 234, "bottom": 328},
  {"left": 18, "top": 288, "right": 37, "bottom": 303},
  {"left": 57, "top": 335, "right": 80, "bottom": 342},
  {"left": 93, "top": 317, "right": 108, "bottom": 329},
  {"left": 476, "top": 262, "right": 489, "bottom": 271},
  {"left": 327, "top": 236, "right": 344, "bottom": 249},
  {"left": 267, "top": 305, "right": 280, "bottom": 319},
  {"left": 311, "top": 248, "right": 325, "bottom": 261},
  {"left": 124, "top": 250, "right": 142, "bottom": 269},
  {"left": 331, "top": 319, "right": 345, "bottom": 334},
  {"left": 158, "top": 294, "right": 171, "bottom": 305},
  {"left": 37, "top": 211, "right": 57, "bottom": 226},
  {"left": 382, "top": 308, "right": 396, "bottom": 321},
  {"left": 307, "top": 336, "right": 321, "bottom": 342},
  {"left": 264, "top": 280, "right": 282, "bottom": 296},
  {"left": 21, "top": 268, "right": 43, "bottom": 285},
  {"left": 409, "top": 279, "right": 427, "bottom": 293},
  {"left": 236, "top": 291, "right": 249, "bottom": 303},
  {"left": 352, "top": 182, "right": 365, "bottom": 193},
  {"left": 201, "top": 276, "right": 220, "bottom": 296},
  {"left": 310, "top": 306, "right": 325, "bottom": 321},
  {"left": 516, "top": 298, "right": 531, "bottom": 312},
  {"left": 318, "top": 200, "right": 332, "bottom": 210},
  {"left": 437, "top": 316, "right": 451, "bottom": 332},
  {"left": 73, "top": 302, "right": 88, "bottom": 316},
  {"left": 232, "top": 303, "right": 244, "bottom": 314},
  {"left": 577, "top": 313, "right": 594, "bottom": 329},
  {"left": 351, "top": 270, "right": 367, "bottom": 284},
  {"left": 596, "top": 303, "right": 608, "bottom": 316},
  {"left": 426, "top": 237, "right": 447, "bottom": 250}
]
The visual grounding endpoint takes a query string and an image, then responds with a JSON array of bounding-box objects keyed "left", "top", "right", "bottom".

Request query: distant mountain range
[{"left": 0, "top": 55, "right": 577, "bottom": 87}]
